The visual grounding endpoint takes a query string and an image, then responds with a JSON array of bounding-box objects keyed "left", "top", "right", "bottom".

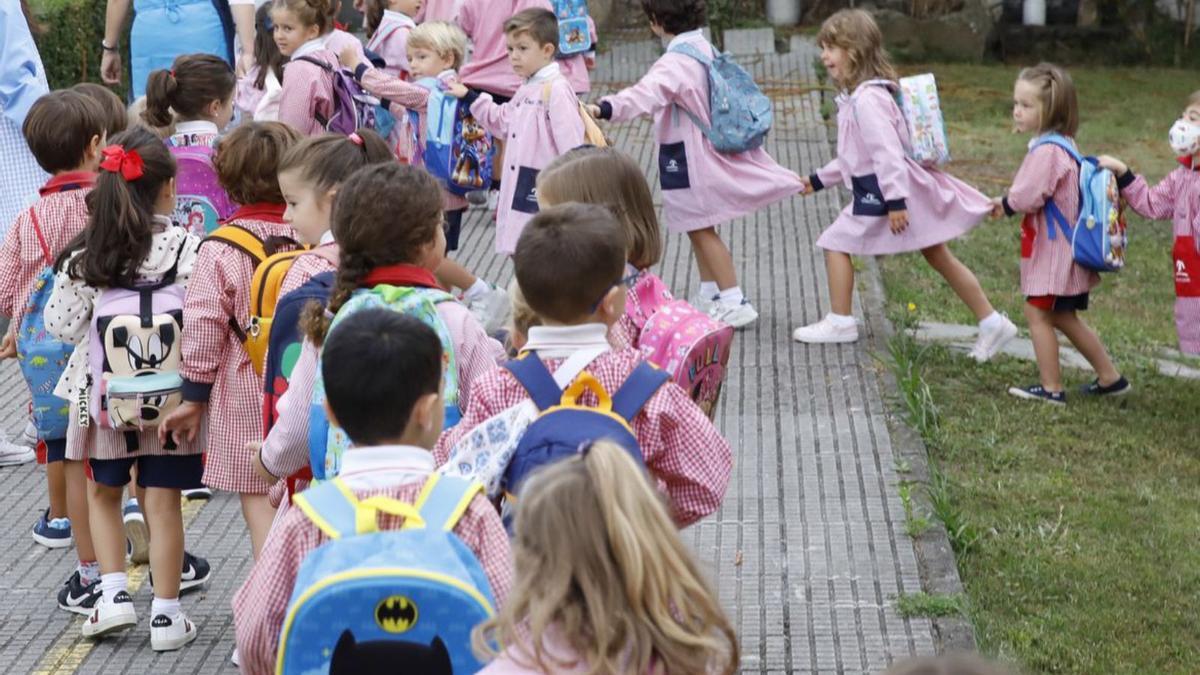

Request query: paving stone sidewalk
[{"left": 0, "top": 30, "right": 942, "bottom": 674}]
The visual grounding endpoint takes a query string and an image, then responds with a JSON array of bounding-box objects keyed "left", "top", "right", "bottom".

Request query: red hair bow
[{"left": 99, "top": 145, "right": 145, "bottom": 181}]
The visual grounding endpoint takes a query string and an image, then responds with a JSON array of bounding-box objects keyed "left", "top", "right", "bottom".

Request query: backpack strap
[
  {"left": 204, "top": 224, "right": 268, "bottom": 265},
  {"left": 504, "top": 354, "right": 562, "bottom": 412},
  {"left": 1030, "top": 134, "right": 1084, "bottom": 241},
  {"left": 665, "top": 44, "right": 711, "bottom": 135},
  {"left": 294, "top": 55, "right": 333, "bottom": 73},
  {"left": 292, "top": 477, "right": 361, "bottom": 539},
  {"left": 27, "top": 208, "right": 52, "bottom": 266},
  {"left": 414, "top": 474, "right": 483, "bottom": 531},
  {"left": 610, "top": 362, "right": 670, "bottom": 423}
]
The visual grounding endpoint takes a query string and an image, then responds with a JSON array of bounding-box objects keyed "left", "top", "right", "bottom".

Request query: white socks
[
  {"left": 698, "top": 281, "right": 718, "bottom": 300},
  {"left": 827, "top": 313, "right": 856, "bottom": 328},
  {"left": 151, "top": 596, "right": 182, "bottom": 620},
  {"left": 463, "top": 278, "right": 491, "bottom": 301},
  {"left": 100, "top": 572, "right": 128, "bottom": 600},
  {"left": 979, "top": 311, "right": 1003, "bottom": 330},
  {"left": 718, "top": 287, "right": 745, "bottom": 305}
]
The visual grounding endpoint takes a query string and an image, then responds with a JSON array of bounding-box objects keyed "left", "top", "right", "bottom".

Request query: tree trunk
[{"left": 1185, "top": 0, "right": 1197, "bottom": 47}]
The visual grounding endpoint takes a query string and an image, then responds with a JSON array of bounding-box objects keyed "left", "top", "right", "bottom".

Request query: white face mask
[{"left": 1169, "top": 118, "right": 1200, "bottom": 157}]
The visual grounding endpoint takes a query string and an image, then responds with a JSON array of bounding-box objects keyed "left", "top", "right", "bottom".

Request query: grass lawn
[{"left": 875, "top": 64, "right": 1200, "bottom": 673}]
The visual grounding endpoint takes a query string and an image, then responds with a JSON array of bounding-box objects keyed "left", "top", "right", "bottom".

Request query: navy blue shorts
[
  {"left": 89, "top": 454, "right": 204, "bottom": 490},
  {"left": 44, "top": 438, "right": 67, "bottom": 463},
  {"left": 445, "top": 208, "right": 465, "bottom": 252}
]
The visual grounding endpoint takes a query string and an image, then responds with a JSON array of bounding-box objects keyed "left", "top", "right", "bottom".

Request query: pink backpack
[
  {"left": 169, "top": 144, "right": 236, "bottom": 236},
  {"left": 629, "top": 273, "right": 733, "bottom": 419}
]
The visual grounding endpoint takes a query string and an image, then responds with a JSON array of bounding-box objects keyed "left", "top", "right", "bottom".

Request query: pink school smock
[
  {"left": 455, "top": 0, "right": 591, "bottom": 96},
  {"left": 810, "top": 80, "right": 991, "bottom": 255},
  {"left": 366, "top": 10, "right": 414, "bottom": 78},
  {"left": 597, "top": 30, "right": 802, "bottom": 234}
]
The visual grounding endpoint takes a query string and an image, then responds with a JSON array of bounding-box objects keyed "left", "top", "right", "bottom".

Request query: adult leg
[{"left": 1052, "top": 311, "right": 1121, "bottom": 385}]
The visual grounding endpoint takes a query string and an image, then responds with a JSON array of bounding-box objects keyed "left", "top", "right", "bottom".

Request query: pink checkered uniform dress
[{"left": 277, "top": 48, "right": 338, "bottom": 137}]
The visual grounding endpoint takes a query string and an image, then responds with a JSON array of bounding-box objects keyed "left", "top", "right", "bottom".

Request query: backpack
[
  {"left": 501, "top": 354, "right": 668, "bottom": 502},
  {"left": 262, "top": 264, "right": 337, "bottom": 435},
  {"left": 16, "top": 209, "right": 73, "bottom": 440},
  {"left": 87, "top": 245, "right": 187, "bottom": 431},
  {"left": 280, "top": 474, "right": 496, "bottom": 674},
  {"left": 295, "top": 55, "right": 379, "bottom": 135},
  {"left": 168, "top": 144, "right": 237, "bottom": 236},
  {"left": 552, "top": 0, "right": 592, "bottom": 56},
  {"left": 539, "top": 81, "right": 607, "bottom": 148},
  {"left": 203, "top": 225, "right": 303, "bottom": 375},
  {"left": 895, "top": 74, "right": 951, "bottom": 167},
  {"left": 1032, "top": 134, "right": 1129, "bottom": 272},
  {"left": 410, "top": 78, "right": 497, "bottom": 196},
  {"left": 667, "top": 42, "right": 772, "bottom": 154},
  {"left": 308, "top": 285, "right": 462, "bottom": 481},
  {"left": 628, "top": 273, "right": 733, "bottom": 420}
]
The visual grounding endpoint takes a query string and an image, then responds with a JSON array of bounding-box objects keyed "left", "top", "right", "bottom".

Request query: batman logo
[{"left": 375, "top": 595, "right": 418, "bottom": 633}]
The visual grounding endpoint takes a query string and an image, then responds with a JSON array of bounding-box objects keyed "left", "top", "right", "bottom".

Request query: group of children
[{"left": 4, "top": 0, "right": 1199, "bottom": 670}]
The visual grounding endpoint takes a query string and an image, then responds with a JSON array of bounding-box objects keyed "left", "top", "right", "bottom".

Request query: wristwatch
[{"left": 100, "top": 40, "right": 118, "bottom": 52}]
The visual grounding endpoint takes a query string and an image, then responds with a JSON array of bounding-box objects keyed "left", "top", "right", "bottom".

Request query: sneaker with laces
[
  {"left": 150, "top": 551, "right": 212, "bottom": 593},
  {"left": 150, "top": 612, "right": 197, "bottom": 652},
  {"left": 1007, "top": 384, "right": 1066, "bottom": 405},
  {"left": 181, "top": 487, "right": 212, "bottom": 501},
  {"left": 970, "top": 315, "right": 1019, "bottom": 363},
  {"left": 123, "top": 499, "right": 149, "bottom": 564},
  {"left": 689, "top": 293, "right": 718, "bottom": 314},
  {"left": 465, "top": 285, "right": 512, "bottom": 335},
  {"left": 81, "top": 590, "right": 137, "bottom": 639},
  {"left": 792, "top": 315, "right": 859, "bottom": 344},
  {"left": 32, "top": 509, "right": 73, "bottom": 548},
  {"left": 1078, "top": 376, "right": 1132, "bottom": 397},
  {"left": 58, "top": 570, "right": 102, "bottom": 616},
  {"left": 709, "top": 299, "right": 759, "bottom": 329},
  {"left": 0, "top": 428, "right": 35, "bottom": 467}
]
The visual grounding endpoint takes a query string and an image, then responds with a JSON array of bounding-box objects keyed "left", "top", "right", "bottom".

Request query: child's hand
[
  {"left": 159, "top": 401, "right": 206, "bottom": 445},
  {"left": 339, "top": 45, "right": 362, "bottom": 71},
  {"left": 0, "top": 332, "right": 14, "bottom": 359},
  {"left": 888, "top": 209, "right": 909, "bottom": 234},
  {"left": 1097, "top": 155, "right": 1128, "bottom": 176},
  {"left": 446, "top": 82, "right": 469, "bottom": 99},
  {"left": 248, "top": 442, "right": 278, "bottom": 483},
  {"left": 990, "top": 197, "right": 1005, "bottom": 219},
  {"left": 800, "top": 176, "right": 813, "bottom": 196},
  {"left": 584, "top": 103, "right": 602, "bottom": 118}
]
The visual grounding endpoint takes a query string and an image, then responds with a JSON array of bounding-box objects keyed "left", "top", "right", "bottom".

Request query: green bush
[{"left": 30, "top": 0, "right": 128, "bottom": 98}]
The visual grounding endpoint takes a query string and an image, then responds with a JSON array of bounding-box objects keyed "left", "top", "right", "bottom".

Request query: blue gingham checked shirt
[{"left": 1, "top": 2, "right": 49, "bottom": 234}]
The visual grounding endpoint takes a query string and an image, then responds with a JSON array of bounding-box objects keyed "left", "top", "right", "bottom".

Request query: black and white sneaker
[
  {"left": 57, "top": 571, "right": 102, "bottom": 616},
  {"left": 150, "top": 551, "right": 212, "bottom": 593},
  {"left": 181, "top": 487, "right": 213, "bottom": 501},
  {"left": 1079, "top": 376, "right": 1132, "bottom": 397},
  {"left": 1007, "top": 384, "right": 1067, "bottom": 406},
  {"left": 150, "top": 612, "right": 197, "bottom": 652},
  {"left": 81, "top": 590, "right": 137, "bottom": 639}
]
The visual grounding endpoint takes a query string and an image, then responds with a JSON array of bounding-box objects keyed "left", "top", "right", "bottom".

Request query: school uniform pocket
[
  {"left": 658, "top": 142, "right": 691, "bottom": 190},
  {"left": 850, "top": 174, "right": 887, "bottom": 217},
  {"left": 511, "top": 167, "right": 541, "bottom": 215}
]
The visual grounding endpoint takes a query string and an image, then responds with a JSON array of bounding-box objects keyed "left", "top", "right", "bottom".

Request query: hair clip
[
  {"left": 99, "top": 145, "right": 145, "bottom": 181},
  {"left": 348, "top": 132, "right": 364, "bottom": 146}
]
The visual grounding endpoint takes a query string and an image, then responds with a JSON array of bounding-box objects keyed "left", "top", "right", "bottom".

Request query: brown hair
[
  {"left": 143, "top": 53, "right": 236, "bottom": 128},
  {"left": 513, "top": 203, "right": 627, "bottom": 324},
  {"left": 507, "top": 279, "right": 541, "bottom": 350},
  {"left": 213, "top": 122, "right": 302, "bottom": 205},
  {"left": 272, "top": 0, "right": 333, "bottom": 35},
  {"left": 407, "top": 21, "right": 469, "bottom": 70},
  {"left": 504, "top": 8, "right": 559, "bottom": 49},
  {"left": 253, "top": 3, "right": 287, "bottom": 90},
  {"left": 57, "top": 127, "right": 176, "bottom": 288},
  {"left": 278, "top": 130, "right": 393, "bottom": 193},
  {"left": 473, "top": 440, "right": 739, "bottom": 675},
  {"left": 362, "top": 0, "right": 386, "bottom": 37},
  {"left": 817, "top": 9, "right": 898, "bottom": 90},
  {"left": 22, "top": 91, "right": 108, "bottom": 174},
  {"left": 301, "top": 163, "right": 444, "bottom": 345},
  {"left": 1187, "top": 90, "right": 1200, "bottom": 109},
  {"left": 1017, "top": 63, "right": 1079, "bottom": 138},
  {"left": 883, "top": 654, "right": 1017, "bottom": 675},
  {"left": 639, "top": 0, "right": 706, "bottom": 34},
  {"left": 539, "top": 146, "right": 663, "bottom": 271},
  {"left": 71, "top": 83, "right": 128, "bottom": 137}
]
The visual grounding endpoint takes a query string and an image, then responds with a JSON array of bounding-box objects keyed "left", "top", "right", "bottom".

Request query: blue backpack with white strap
[
  {"left": 1032, "top": 134, "right": 1129, "bottom": 272},
  {"left": 16, "top": 208, "right": 72, "bottom": 440},
  {"left": 279, "top": 474, "right": 496, "bottom": 674},
  {"left": 667, "top": 42, "right": 773, "bottom": 154},
  {"left": 409, "top": 78, "right": 495, "bottom": 196}
]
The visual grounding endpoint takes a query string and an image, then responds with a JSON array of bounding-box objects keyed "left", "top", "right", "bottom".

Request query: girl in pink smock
[
  {"left": 794, "top": 10, "right": 1016, "bottom": 357},
  {"left": 274, "top": 0, "right": 364, "bottom": 136},
  {"left": 994, "top": 63, "right": 1127, "bottom": 404},
  {"left": 1099, "top": 91, "right": 1200, "bottom": 356},
  {"left": 364, "top": 0, "right": 420, "bottom": 77},
  {"left": 592, "top": 0, "right": 801, "bottom": 329}
]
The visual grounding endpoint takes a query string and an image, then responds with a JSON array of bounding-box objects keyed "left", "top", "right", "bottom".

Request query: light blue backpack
[
  {"left": 553, "top": 0, "right": 593, "bottom": 56},
  {"left": 16, "top": 209, "right": 72, "bottom": 441},
  {"left": 668, "top": 42, "right": 773, "bottom": 154},
  {"left": 279, "top": 474, "right": 496, "bottom": 674},
  {"left": 1032, "top": 134, "right": 1128, "bottom": 272}
]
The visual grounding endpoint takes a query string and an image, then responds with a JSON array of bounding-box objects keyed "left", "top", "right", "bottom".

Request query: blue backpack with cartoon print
[
  {"left": 409, "top": 78, "right": 495, "bottom": 196},
  {"left": 668, "top": 42, "right": 772, "bottom": 154},
  {"left": 1033, "top": 134, "right": 1128, "bottom": 272},
  {"left": 16, "top": 209, "right": 72, "bottom": 440}
]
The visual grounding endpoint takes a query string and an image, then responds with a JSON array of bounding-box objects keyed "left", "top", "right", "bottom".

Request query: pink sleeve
[
  {"left": 469, "top": 93, "right": 511, "bottom": 136},
  {"left": 1120, "top": 170, "right": 1181, "bottom": 222},
  {"left": 601, "top": 56, "right": 681, "bottom": 122},
  {"left": 360, "top": 68, "right": 431, "bottom": 111},
  {"left": 0, "top": 213, "right": 27, "bottom": 318},
  {"left": 814, "top": 157, "right": 843, "bottom": 190},
  {"left": 180, "top": 243, "right": 234, "bottom": 393},
  {"left": 1005, "top": 146, "right": 1069, "bottom": 214},
  {"left": 650, "top": 384, "right": 732, "bottom": 527},
  {"left": 260, "top": 339, "right": 319, "bottom": 479},
  {"left": 278, "top": 65, "right": 329, "bottom": 136},
  {"left": 455, "top": 0, "right": 477, "bottom": 38},
  {"left": 854, "top": 89, "right": 910, "bottom": 208},
  {"left": 546, "top": 82, "right": 585, "bottom": 154}
]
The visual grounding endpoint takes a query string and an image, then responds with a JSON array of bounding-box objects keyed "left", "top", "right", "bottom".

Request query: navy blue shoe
[
  {"left": 32, "top": 509, "right": 73, "bottom": 549},
  {"left": 1079, "top": 376, "right": 1132, "bottom": 397},
  {"left": 149, "top": 551, "right": 212, "bottom": 594},
  {"left": 1007, "top": 384, "right": 1066, "bottom": 406}
]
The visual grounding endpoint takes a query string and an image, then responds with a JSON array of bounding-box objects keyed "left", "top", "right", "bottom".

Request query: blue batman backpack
[
  {"left": 409, "top": 79, "right": 495, "bottom": 196},
  {"left": 16, "top": 209, "right": 72, "bottom": 441},
  {"left": 1032, "top": 134, "right": 1129, "bottom": 272},
  {"left": 501, "top": 354, "right": 669, "bottom": 503},
  {"left": 279, "top": 474, "right": 496, "bottom": 674},
  {"left": 553, "top": 0, "right": 592, "bottom": 56},
  {"left": 667, "top": 42, "right": 773, "bottom": 154}
]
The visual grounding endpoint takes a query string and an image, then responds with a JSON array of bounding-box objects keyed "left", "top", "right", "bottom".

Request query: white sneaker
[
  {"left": 123, "top": 499, "right": 150, "bottom": 564},
  {"left": 231, "top": 648, "right": 240, "bottom": 667},
  {"left": 0, "top": 435, "right": 35, "bottom": 466},
  {"left": 689, "top": 293, "right": 718, "bottom": 314},
  {"left": 486, "top": 189, "right": 500, "bottom": 211},
  {"left": 792, "top": 315, "right": 859, "bottom": 343},
  {"left": 150, "top": 612, "right": 197, "bottom": 652},
  {"left": 969, "top": 315, "right": 1018, "bottom": 363},
  {"left": 466, "top": 285, "right": 512, "bottom": 335},
  {"left": 709, "top": 299, "right": 759, "bottom": 328},
  {"left": 20, "top": 420, "right": 37, "bottom": 448},
  {"left": 81, "top": 590, "right": 137, "bottom": 639}
]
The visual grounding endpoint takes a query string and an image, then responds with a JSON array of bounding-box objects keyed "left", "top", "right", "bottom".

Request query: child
[
  {"left": 0, "top": 92, "right": 105, "bottom": 613},
  {"left": 254, "top": 163, "right": 504, "bottom": 501},
  {"left": 995, "top": 63, "right": 1128, "bottom": 403},
  {"left": 46, "top": 127, "right": 204, "bottom": 650},
  {"left": 340, "top": 21, "right": 510, "bottom": 329},
  {"left": 794, "top": 10, "right": 1015, "bottom": 353},
  {"left": 158, "top": 122, "right": 302, "bottom": 559},
  {"left": 505, "top": 279, "right": 540, "bottom": 354},
  {"left": 590, "top": 0, "right": 802, "bottom": 329},
  {"left": 1098, "top": 91, "right": 1200, "bottom": 356},
  {"left": 72, "top": 83, "right": 128, "bottom": 138},
  {"left": 473, "top": 440, "right": 738, "bottom": 674},
  {"left": 447, "top": 9, "right": 587, "bottom": 255},
  {"left": 235, "top": 3, "right": 287, "bottom": 122},
  {"left": 537, "top": 145, "right": 663, "bottom": 349},
  {"left": 273, "top": 0, "right": 343, "bottom": 136},
  {"left": 364, "top": 0, "right": 421, "bottom": 78},
  {"left": 436, "top": 203, "right": 732, "bottom": 527},
  {"left": 233, "top": 305, "right": 513, "bottom": 675}
]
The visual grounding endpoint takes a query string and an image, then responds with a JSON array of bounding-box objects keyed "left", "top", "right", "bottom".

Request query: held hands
[
  {"left": 990, "top": 197, "right": 1005, "bottom": 219},
  {"left": 446, "top": 82, "right": 469, "bottom": 99},
  {"left": 0, "top": 332, "right": 15, "bottom": 360},
  {"left": 1096, "top": 155, "right": 1128, "bottom": 176},
  {"left": 339, "top": 45, "right": 363, "bottom": 71},
  {"left": 888, "top": 209, "right": 909, "bottom": 235},
  {"left": 159, "top": 401, "right": 206, "bottom": 445},
  {"left": 800, "top": 176, "right": 814, "bottom": 196}
]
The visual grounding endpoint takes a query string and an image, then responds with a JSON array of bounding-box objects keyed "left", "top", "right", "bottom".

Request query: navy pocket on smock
[
  {"left": 658, "top": 142, "right": 691, "bottom": 190},
  {"left": 851, "top": 174, "right": 887, "bottom": 217},
  {"left": 511, "top": 167, "right": 541, "bottom": 214}
]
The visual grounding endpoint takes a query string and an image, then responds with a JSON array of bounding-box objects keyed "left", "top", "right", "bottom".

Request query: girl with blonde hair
[{"left": 473, "top": 440, "right": 739, "bottom": 675}]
